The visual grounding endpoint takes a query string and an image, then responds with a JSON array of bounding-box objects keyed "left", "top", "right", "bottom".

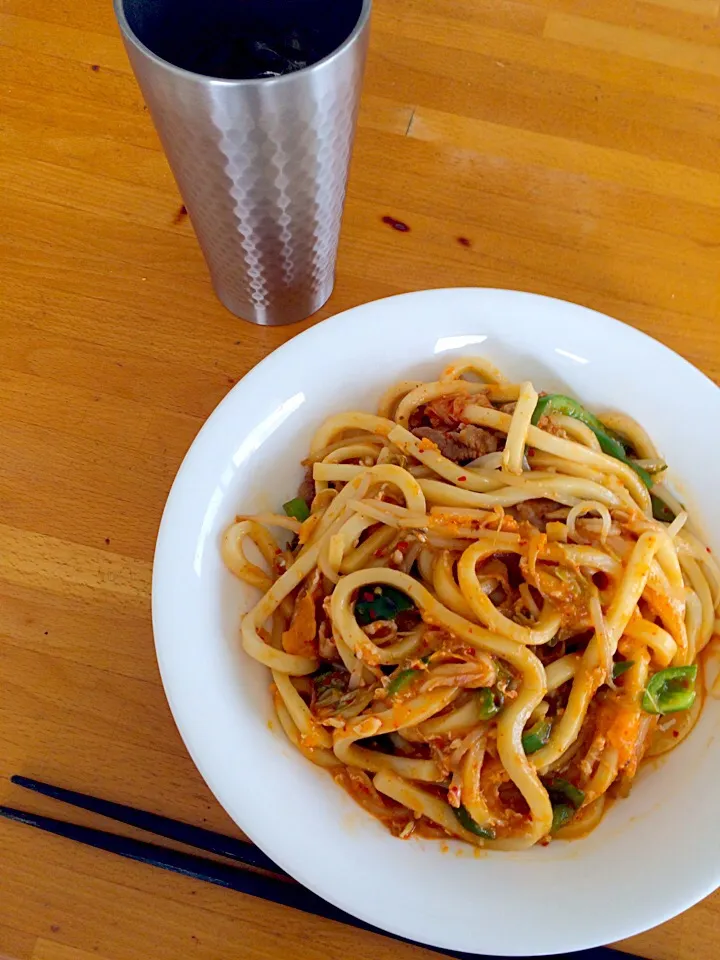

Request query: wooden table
[{"left": 1, "top": 0, "right": 719, "bottom": 958}]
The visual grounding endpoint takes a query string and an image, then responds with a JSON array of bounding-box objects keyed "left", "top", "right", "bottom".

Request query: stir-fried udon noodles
[{"left": 223, "top": 358, "right": 720, "bottom": 849}]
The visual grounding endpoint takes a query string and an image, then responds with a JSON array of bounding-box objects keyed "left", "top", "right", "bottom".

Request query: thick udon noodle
[{"left": 223, "top": 359, "right": 720, "bottom": 849}]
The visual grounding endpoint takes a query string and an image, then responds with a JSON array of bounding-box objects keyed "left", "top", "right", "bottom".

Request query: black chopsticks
[
  {"left": 1, "top": 775, "right": 628, "bottom": 960},
  {"left": 9, "top": 775, "right": 285, "bottom": 876}
]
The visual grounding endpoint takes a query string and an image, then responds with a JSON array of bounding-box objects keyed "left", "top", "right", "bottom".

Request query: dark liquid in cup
[
  {"left": 180, "top": 24, "right": 324, "bottom": 79},
  {"left": 124, "top": 0, "right": 362, "bottom": 79}
]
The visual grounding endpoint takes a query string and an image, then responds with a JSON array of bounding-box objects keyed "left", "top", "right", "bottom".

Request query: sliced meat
[
  {"left": 511, "top": 498, "right": 560, "bottom": 530},
  {"left": 408, "top": 407, "right": 425, "bottom": 430},
  {"left": 297, "top": 466, "right": 315, "bottom": 506},
  {"left": 412, "top": 424, "right": 499, "bottom": 464},
  {"left": 455, "top": 424, "right": 499, "bottom": 457},
  {"left": 424, "top": 392, "right": 491, "bottom": 428},
  {"left": 394, "top": 608, "right": 423, "bottom": 632}
]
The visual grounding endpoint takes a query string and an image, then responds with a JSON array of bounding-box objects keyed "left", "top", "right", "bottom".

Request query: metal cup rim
[{"left": 114, "top": 0, "right": 372, "bottom": 86}]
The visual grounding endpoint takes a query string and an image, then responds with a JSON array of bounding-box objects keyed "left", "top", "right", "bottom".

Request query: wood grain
[{"left": 1, "top": 1, "right": 719, "bottom": 958}]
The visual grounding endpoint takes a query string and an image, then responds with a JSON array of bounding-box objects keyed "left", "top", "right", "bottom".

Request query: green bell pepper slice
[
  {"left": 650, "top": 494, "right": 676, "bottom": 523},
  {"left": 387, "top": 668, "right": 420, "bottom": 697},
  {"left": 522, "top": 718, "right": 552, "bottom": 754},
  {"left": 612, "top": 659, "right": 635, "bottom": 679},
  {"left": 354, "top": 586, "right": 415, "bottom": 626},
  {"left": 642, "top": 665, "right": 697, "bottom": 715},
  {"left": 453, "top": 804, "right": 495, "bottom": 839},
  {"left": 546, "top": 778, "right": 585, "bottom": 809},
  {"left": 283, "top": 497, "right": 310, "bottom": 523},
  {"left": 531, "top": 394, "right": 653, "bottom": 489},
  {"left": 551, "top": 803, "right": 575, "bottom": 833},
  {"left": 477, "top": 687, "right": 504, "bottom": 720}
]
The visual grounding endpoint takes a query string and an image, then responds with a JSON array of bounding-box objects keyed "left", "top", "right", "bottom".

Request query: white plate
[{"left": 153, "top": 288, "right": 720, "bottom": 957}]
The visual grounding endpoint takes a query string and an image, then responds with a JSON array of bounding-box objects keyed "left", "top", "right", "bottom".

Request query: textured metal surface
[{"left": 115, "top": 1, "right": 370, "bottom": 325}]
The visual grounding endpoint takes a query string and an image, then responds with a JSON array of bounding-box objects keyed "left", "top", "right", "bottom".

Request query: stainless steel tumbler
[{"left": 115, "top": 0, "right": 371, "bottom": 325}]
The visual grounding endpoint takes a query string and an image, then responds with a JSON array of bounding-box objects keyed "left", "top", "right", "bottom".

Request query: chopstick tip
[{"left": 10, "top": 775, "right": 33, "bottom": 788}]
